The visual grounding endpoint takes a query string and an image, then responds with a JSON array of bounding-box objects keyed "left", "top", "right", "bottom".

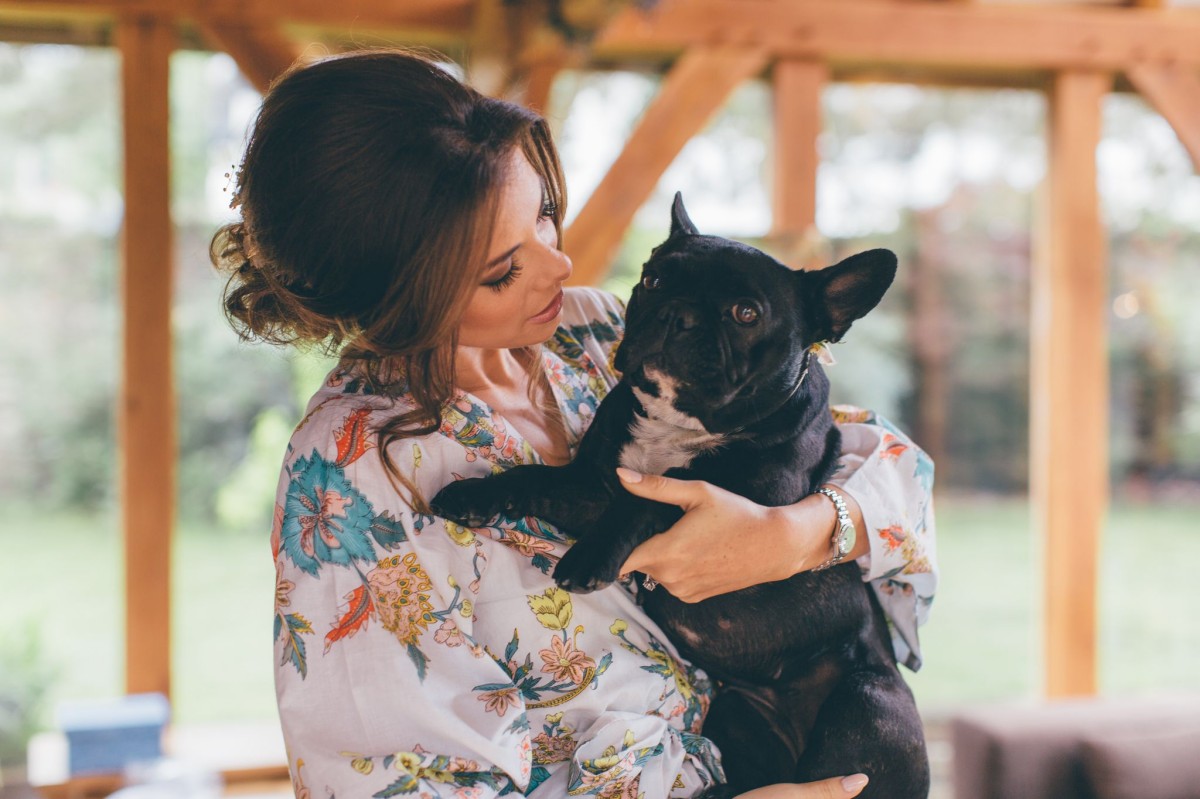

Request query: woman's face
[{"left": 457, "top": 149, "right": 572, "bottom": 349}]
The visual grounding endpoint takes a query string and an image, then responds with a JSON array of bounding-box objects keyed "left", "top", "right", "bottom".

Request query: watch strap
[{"left": 812, "top": 486, "right": 855, "bottom": 572}]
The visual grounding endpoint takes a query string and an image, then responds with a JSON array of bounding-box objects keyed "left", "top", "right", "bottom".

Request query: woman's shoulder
[
  {"left": 552, "top": 286, "right": 626, "bottom": 368},
  {"left": 560, "top": 286, "right": 626, "bottom": 336},
  {"left": 282, "top": 365, "right": 435, "bottom": 500}
]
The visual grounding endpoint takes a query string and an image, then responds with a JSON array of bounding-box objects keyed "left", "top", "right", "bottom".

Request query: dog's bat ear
[
  {"left": 797, "top": 248, "right": 897, "bottom": 342},
  {"left": 669, "top": 191, "right": 700, "bottom": 237}
]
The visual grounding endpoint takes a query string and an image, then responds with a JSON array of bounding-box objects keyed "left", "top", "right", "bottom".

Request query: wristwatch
[{"left": 812, "top": 486, "right": 856, "bottom": 572}]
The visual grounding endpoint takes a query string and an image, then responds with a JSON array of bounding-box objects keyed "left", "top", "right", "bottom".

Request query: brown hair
[{"left": 211, "top": 49, "right": 567, "bottom": 508}]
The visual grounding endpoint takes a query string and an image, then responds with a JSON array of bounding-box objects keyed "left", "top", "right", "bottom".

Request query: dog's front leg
[
  {"left": 552, "top": 488, "right": 683, "bottom": 593},
  {"left": 431, "top": 461, "right": 610, "bottom": 536}
]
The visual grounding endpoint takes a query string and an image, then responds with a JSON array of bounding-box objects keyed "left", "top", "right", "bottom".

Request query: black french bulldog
[{"left": 432, "top": 194, "right": 929, "bottom": 799}]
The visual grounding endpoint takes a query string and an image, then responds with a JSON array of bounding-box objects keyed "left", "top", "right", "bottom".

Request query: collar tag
[{"left": 810, "top": 341, "right": 837, "bottom": 367}]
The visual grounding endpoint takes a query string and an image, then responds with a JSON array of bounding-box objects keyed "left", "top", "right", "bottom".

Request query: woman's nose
[{"left": 536, "top": 240, "right": 572, "bottom": 283}]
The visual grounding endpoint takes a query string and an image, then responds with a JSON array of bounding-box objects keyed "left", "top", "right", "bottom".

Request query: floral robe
[{"left": 272, "top": 287, "right": 937, "bottom": 799}]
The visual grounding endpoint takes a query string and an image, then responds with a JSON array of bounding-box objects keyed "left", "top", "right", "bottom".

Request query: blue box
[{"left": 56, "top": 693, "right": 170, "bottom": 776}]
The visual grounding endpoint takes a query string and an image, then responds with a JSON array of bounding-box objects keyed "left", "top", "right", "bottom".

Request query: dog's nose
[{"left": 656, "top": 303, "right": 700, "bottom": 332}]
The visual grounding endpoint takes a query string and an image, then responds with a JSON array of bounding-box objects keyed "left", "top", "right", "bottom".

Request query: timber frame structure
[{"left": 2, "top": 0, "right": 1198, "bottom": 726}]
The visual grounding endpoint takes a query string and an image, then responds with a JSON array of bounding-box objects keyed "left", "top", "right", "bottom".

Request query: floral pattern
[{"left": 272, "top": 287, "right": 937, "bottom": 798}]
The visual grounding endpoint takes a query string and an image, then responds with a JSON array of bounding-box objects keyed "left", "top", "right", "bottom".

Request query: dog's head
[{"left": 615, "top": 193, "right": 896, "bottom": 433}]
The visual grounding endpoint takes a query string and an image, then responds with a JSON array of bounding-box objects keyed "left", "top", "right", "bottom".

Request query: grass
[{"left": 2, "top": 497, "right": 1198, "bottom": 730}]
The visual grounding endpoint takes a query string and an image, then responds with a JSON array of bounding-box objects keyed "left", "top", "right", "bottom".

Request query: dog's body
[{"left": 433, "top": 195, "right": 929, "bottom": 798}]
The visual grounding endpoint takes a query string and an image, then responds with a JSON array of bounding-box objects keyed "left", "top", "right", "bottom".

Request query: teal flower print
[{"left": 283, "top": 449, "right": 377, "bottom": 575}]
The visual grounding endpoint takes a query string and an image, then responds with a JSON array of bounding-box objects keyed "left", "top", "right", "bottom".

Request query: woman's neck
[{"left": 455, "top": 345, "right": 532, "bottom": 396}]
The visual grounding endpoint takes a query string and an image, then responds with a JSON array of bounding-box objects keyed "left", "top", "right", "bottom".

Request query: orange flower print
[
  {"left": 479, "top": 686, "right": 520, "bottom": 716},
  {"left": 290, "top": 758, "right": 311, "bottom": 799},
  {"left": 830, "top": 405, "right": 872, "bottom": 425},
  {"left": 503, "top": 530, "right": 556, "bottom": 559},
  {"left": 274, "top": 559, "right": 295, "bottom": 612},
  {"left": 368, "top": 552, "right": 435, "bottom": 647},
  {"left": 539, "top": 635, "right": 596, "bottom": 684},
  {"left": 878, "top": 525, "right": 908, "bottom": 551},
  {"left": 880, "top": 433, "right": 909, "bottom": 461}
]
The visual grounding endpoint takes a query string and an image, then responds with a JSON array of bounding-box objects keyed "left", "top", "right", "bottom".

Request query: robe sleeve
[{"left": 823, "top": 406, "right": 938, "bottom": 672}]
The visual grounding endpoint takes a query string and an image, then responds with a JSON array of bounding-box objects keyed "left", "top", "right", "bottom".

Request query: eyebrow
[{"left": 485, "top": 244, "right": 520, "bottom": 270}]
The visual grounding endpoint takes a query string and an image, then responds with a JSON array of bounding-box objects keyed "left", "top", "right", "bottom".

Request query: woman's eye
[
  {"left": 540, "top": 198, "right": 558, "bottom": 219},
  {"left": 641, "top": 274, "right": 661, "bottom": 291},
  {"left": 732, "top": 303, "right": 760, "bottom": 325},
  {"left": 485, "top": 260, "right": 524, "bottom": 292}
]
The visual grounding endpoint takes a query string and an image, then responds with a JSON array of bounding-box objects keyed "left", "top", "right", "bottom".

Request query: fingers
[
  {"left": 615, "top": 468, "right": 710, "bottom": 510},
  {"left": 734, "top": 775, "right": 869, "bottom": 799}
]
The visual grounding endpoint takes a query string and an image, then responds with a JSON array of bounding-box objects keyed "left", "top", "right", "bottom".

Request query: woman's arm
[{"left": 617, "top": 409, "right": 936, "bottom": 669}]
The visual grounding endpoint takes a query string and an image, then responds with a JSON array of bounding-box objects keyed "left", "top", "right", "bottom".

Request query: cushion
[
  {"left": 1081, "top": 725, "right": 1200, "bottom": 799},
  {"left": 951, "top": 696, "right": 1200, "bottom": 799}
]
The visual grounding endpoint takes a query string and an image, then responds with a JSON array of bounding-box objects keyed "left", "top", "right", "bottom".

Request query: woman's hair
[{"left": 211, "top": 49, "right": 567, "bottom": 508}]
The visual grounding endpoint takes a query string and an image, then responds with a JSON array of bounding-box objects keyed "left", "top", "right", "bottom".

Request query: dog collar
[{"left": 726, "top": 344, "right": 823, "bottom": 435}]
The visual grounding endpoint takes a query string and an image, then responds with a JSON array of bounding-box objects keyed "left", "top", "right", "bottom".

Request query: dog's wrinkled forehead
[{"left": 643, "top": 235, "right": 794, "bottom": 301}]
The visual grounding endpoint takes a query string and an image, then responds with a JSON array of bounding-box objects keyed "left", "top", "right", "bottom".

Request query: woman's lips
[{"left": 529, "top": 290, "right": 564, "bottom": 323}]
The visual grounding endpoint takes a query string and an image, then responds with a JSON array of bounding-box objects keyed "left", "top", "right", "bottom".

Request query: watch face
[{"left": 837, "top": 522, "right": 856, "bottom": 557}]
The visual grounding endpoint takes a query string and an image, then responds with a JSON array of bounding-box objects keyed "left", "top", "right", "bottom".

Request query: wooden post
[
  {"left": 565, "top": 46, "right": 769, "bottom": 284},
  {"left": 771, "top": 59, "right": 827, "bottom": 237},
  {"left": 1033, "top": 70, "right": 1111, "bottom": 698},
  {"left": 117, "top": 12, "right": 175, "bottom": 699}
]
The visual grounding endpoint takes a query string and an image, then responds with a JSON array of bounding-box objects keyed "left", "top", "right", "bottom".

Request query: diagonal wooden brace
[{"left": 565, "top": 45, "right": 769, "bottom": 284}]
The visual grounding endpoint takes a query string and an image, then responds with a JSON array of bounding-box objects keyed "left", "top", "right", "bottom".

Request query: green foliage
[{"left": 0, "top": 624, "right": 59, "bottom": 766}]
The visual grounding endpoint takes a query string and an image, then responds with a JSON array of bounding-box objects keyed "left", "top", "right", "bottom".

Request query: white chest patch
[{"left": 619, "top": 369, "right": 726, "bottom": 475}]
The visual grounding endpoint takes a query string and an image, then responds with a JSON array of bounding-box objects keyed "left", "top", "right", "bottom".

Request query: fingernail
[
  {"left": 841, "top": 774, "right": 869, "bottom": 794},
  {"left": 616, "top": 467, "right": 643, "bottom": 483}
]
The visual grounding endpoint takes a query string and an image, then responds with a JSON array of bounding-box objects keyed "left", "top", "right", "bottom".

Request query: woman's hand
[
  {"left": 735, "top": 775, "right": 870, "bottom": 799},
  {"left": 616, "top": 468, "right": 866, "bottom": 602}
]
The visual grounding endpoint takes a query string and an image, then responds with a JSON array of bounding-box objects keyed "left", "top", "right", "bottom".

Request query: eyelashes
[
  {"left": 482, "top": 197, "right": 557, "bottom": 293},
  {"left": 485, "top": 258, "right": 523, "bottom": 292}
]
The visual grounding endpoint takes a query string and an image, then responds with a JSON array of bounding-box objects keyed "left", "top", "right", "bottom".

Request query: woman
[{"left": 212, "top": 50, "right": 936, "bottom": 799}]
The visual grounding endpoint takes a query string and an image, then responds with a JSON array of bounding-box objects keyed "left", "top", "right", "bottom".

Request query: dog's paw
[
  {"left": 430, "top": 478, "right": 518, "bottom": 527},
  {"left": 553, "top": 538, "right": 623, "bottom": 594}
]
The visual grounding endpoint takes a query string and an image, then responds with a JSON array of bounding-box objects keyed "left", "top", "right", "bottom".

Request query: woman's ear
[{"left": 796, "top": 248, "right": 897, "bottom": 343}]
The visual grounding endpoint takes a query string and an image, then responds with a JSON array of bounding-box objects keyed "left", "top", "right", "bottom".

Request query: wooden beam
[
  {"left": 565, "top": 46, "right": 769, "bottom": 284},
  {"left": 1126, "top": 63, "right": 1200, "bottom": 172},
  {"left": 517, "top": 52, "right": 566, "bottom": 114},
  {"left": 116, "top": 12, "right": 175, "bottom": 699},
  {"left": 771, "top": 59, "right": 827, "bottom": 237},
  {"left": 4, "top": 0, "right": 473, "bottom": 32},
  {"left": 595, "top": 0, "right": 1200, "bottom": 71},
  {"left": 513, "top": 34, "right": 574, "bottom": 114},
  {"left": 465, "top": 0, "right": 513, "bottom": 97},
  {"left": 193, "top": 21, "right": 304, "bottom": 94},
  {"left": 1033, "top": 70, "right": 1111, "bottom": 699}
]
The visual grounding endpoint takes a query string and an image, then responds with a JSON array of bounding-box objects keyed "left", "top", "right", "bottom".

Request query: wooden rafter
[
  {"left": 595, "top": 0, "right": 1200, "bottom": 71},
  {"left": 3, "top": 0, "right": 473, "bottom": 32},
  {"left": 193, "top": 21, "right": 304, "bottom": 94},
  {"left": 1126, "top": 63, "right": 1200, "bottom": 172},
  {"left": 1034, "top": 69, "right": 1112, "bottom": 699},
  {"left": 564, "top": 45, "right": 769, "bottom": 284},
  {"left": 116, "top": 10, "right": 174, "bottom": 700}
]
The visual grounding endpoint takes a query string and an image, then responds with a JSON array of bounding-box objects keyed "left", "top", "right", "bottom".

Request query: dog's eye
[
  {"left": 641, "top": 274, "right": 662, "bottom": 291},
  {"left": 732, "top": 303, "right": 760, "bottom": 325}
]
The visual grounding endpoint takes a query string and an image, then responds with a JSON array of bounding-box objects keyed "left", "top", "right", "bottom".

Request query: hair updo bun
[{"left": 209, "top": 47, "right": 567, "bottom": 449}]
